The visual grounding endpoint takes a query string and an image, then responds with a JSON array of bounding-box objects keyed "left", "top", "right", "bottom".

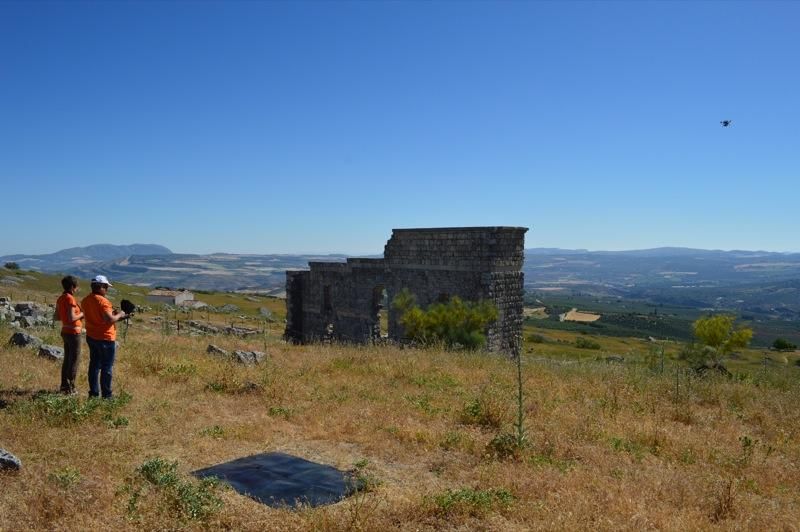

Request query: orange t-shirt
[
  {"left": 56, "top": 292, "right": 82, "bottom": 334},
  {"left": 81, "top": 293, "right": 116, "bottom": 341}
]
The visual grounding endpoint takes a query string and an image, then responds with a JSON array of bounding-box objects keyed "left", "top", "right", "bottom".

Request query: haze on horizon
[
  {"left": 3, "top": 242, "right": 799, "bottom": 261},
  {"left": 1, "top": 1, "right": 798, "bottom": 256}
]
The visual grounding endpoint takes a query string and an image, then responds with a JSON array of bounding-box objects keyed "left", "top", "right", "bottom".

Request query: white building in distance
[{"left": 147, "top": 289, "right": 194, "bottom": 306}]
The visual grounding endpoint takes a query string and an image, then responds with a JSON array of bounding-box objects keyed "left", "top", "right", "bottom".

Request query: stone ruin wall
[{"left": 284, "top": 226, "right": 528, "bottom": 356}]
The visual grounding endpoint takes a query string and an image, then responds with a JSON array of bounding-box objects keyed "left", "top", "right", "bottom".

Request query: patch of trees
[
  {"left": 680, "top": 315, "right": 753, "bottom": 374},
  {"left": 772, "top": 338, "right": 797, "bottom": 351},
  {"left": 575, "top": 337, "right": 601, "bottom": 350},
  {"left": 392, "top": 289, "right": 498, "bottom": 349}
]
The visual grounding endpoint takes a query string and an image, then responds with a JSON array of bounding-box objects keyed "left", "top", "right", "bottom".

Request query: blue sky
[{"left": 1, "top": 1, "right": 798, "bottom": 255}]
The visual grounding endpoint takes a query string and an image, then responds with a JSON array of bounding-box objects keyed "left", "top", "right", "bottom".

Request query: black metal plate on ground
[{"left": 192, "top": 452, "right": 361, "bottom": 509}]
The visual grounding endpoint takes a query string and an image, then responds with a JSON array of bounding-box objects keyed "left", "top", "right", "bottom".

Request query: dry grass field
[
  {"left": 561, "top": 309, "right": 601, "bottom": 323},
  {"left": 2, "top": 279, "right": 800, "bottom": 530}
]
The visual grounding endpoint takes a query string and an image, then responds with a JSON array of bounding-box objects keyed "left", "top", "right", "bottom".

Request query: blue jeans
[{"left": 86, "top": 337, "right": 116, "bottom": 398}]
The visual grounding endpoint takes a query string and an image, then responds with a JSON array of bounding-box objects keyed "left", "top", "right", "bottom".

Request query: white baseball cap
[{"left": 91, "top": 275, "right": 113, "bottom": 286}]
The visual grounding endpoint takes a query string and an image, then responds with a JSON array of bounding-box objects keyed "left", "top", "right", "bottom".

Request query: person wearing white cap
[{"left": 80, "top": 275, "right": 130, "bottom": 398}]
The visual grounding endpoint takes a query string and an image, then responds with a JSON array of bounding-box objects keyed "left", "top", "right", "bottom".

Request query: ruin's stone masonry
[{"left": 284, "top": 227, "right": 528, "bottom": 356}]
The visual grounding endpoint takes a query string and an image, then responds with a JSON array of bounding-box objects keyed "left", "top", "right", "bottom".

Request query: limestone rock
[
  {"left": 206, "top": 344, "right": 229, "bottom": 357},
  {"left": 224, "top": 325, "right": 258, "bottom": 337},
  {"left": 39, "top": 345, "right": 65, "bottom": 360},
  {"left": 0, "top": 449, "right": 21, "bottom": 471},
  {"left": 14, "top": 302, "right": 37, "bottom": 315},
  {"left": 191, "top": 321, "right": 220, "bottom": 334},
  {"left": 8, "top": 332, "right": 43, "bottom": 349},
  {"left": 233, "top": 350, "right": 266, "bottom": 365}
]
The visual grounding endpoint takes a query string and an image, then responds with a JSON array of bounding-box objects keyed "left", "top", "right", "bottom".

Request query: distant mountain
[
  {"left": 0, "top": 244, "right": 345, "bottom": 293},
  {"left": 68, "top": 252, "right": 347, "bottom": 293},
  {"left": 4, "top": 244, "right": 800, "bottom": 308},
  {"left": 0, "top": 244, "right": 172, "bottom": 272},
  {"left": 525, "top": 248, "right": 590, "bottom": 255}
]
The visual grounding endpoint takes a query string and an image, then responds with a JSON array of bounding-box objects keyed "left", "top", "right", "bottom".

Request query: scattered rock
[
  {"left": 190, "top": 321, "right": 220, "bottom": 334},
  {"left": 8, "top": 332, "right": 43, "bottom": 349},
  {"left": 179, "top": 300, "right": 208, "bottom": 309},
  {"left": 0, "top": 449, "right": 21, "bottom": 471},
  {"left": 206, "top": 344, "right": 229, "bottom": 357},
  {"left": 259, "top": 308, "right": 274, "bottom": 319},
  {"left": 224, "top": 325, "right": 258, "bottom": 337},
  {"left": 5, "top": 302, "right": 52, "bottom": 327},
  {"left": 38, "top": 345, "right": 64, "bottom": 360},
  {"left": 14, "top": 302, "right": 37, "bottom": 315},
  {"left": 233, "top": 350, "right": 266, "bottom": 365},
  {"left": 219, "top": 304, "right": 240, "bottom": 313}
]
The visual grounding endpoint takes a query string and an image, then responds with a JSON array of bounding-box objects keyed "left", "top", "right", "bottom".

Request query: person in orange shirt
[
  {"left": 55, "top": 276, "right": 84, "bottom": 395},
  {"left": 81, "top": 275, "right": 130, "bottom": 399}
]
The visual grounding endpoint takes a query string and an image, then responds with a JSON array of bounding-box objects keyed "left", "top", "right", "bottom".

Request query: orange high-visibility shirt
[
  {"left": 81, "top": 293, "right": 116, "bottom": 341},
  {"left": 56, "top": 292, "right": 82, "bottom": 334}
]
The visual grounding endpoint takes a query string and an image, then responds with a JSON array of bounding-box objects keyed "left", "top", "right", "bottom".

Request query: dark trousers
[
  {"left": 86, "top": 337, "right": 116, "bottom": 398},
  {"left": 60, "top": 332, "right": 81, "bottom": 393}
]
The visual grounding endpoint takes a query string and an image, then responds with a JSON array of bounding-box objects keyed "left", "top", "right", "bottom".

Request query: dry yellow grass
[{"left": 1, "top": 291, "right": 800, "bottom": 530}]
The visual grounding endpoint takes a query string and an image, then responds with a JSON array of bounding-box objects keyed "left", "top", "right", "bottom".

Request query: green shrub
[
  {"left": 526, "top": 333, "right": 547, "bottom": 344},
  {"left": 138, "top": 457, "right": 180, "bottom": 487},
  {"left": 13, "top": 392, "right": 131, "bottom": 426},
  {"left": 352, "top": 458, "right": 381, "bottom": 492},
  {"left": 575, "top": 337, "right": 601, "bottom": 350},
  {"left": 528, "top": 452, "right": 576, "bottom": 473},
  {"left": 3, "top": 262, "right": 19, "bottom": 270},
  {"left": 268, "top": 405, "right": 292, "bottom": 419},
  {"left": 199, "top": 425, "right": 226, "bottom": 438},
  {"left": 486, "top": 432, "right": 527, "bottom": 460},
  {"left": 460, "top": 392, "right": 507, "bottom": 429},
  {"left": 48, "top": 467, "right": 81, "bottom": 489},
  {"left": 159, "top": 362, "right": 197, "bottom": 381},
  {"left": 392, "top": 289, "right": 497, "bottom": 349},
  {"left": 431, "top": 487, "right": 514, "bottom": 516},
  {"left": 124, "top": 457, "right": 223, "bottom": 522},
  {"left": 773, "top": 338, "right": 797, "bottom": 351},
  {"left": 691, "top": 315, "right": 752, "bottom": 365}
]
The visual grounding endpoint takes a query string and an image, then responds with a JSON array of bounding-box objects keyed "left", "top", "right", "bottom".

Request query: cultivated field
[
  {"left": 561, "top": 309, "right": 601, "bottom": 323},
  {"left": 1, "top": 276, "right": 800, "bottom": 530}
]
